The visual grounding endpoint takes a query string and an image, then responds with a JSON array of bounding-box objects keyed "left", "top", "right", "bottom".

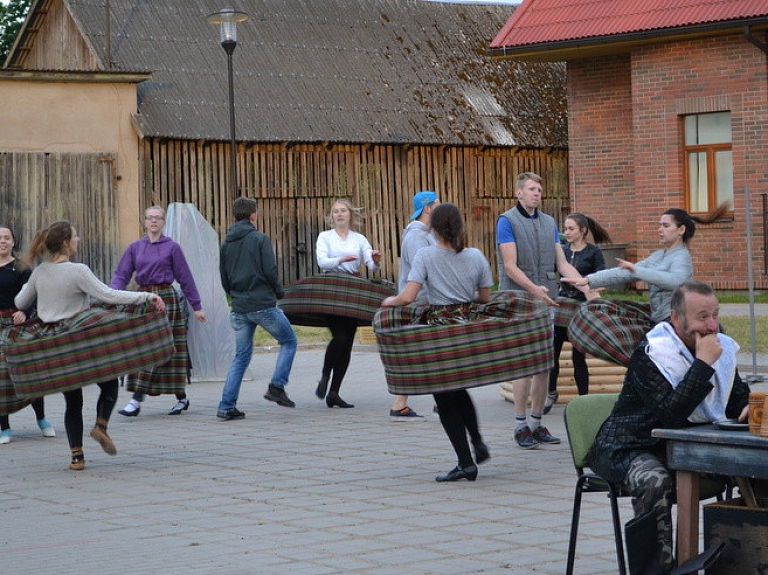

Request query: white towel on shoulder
[{"left": 645, "top": 322, "right": 738, "bottom": 423}]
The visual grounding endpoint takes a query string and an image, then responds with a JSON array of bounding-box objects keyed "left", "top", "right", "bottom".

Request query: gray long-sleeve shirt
[{"left": 586, "top": 243, "right": 693, "bottom": 323}]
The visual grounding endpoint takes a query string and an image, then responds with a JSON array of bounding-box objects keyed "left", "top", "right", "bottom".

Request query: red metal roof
[{"left": 490, "top": 0, "right": 768, "bottom": 49}]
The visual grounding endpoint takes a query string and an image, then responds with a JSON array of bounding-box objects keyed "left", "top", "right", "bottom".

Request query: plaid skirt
[
  {"left": 3, "top": 303, "right": 174, "bottom": 399},
  {"left": 553, "top": 296, "right": 583, "bottom": 329},
  {"left": 125, "top": 285, "right": 189, "bottom": 395},
  {"left": 567, "top": 298, "right": 653, "bottom": 366},
  {"left": 374, "top": 290, "right": 554, "bottom": 395},
  {"left": 281, "top": 273, "right": 396, "bottom": 327},
  {"left": 0, "top": 314, "right": 33, "bottom": 415}
]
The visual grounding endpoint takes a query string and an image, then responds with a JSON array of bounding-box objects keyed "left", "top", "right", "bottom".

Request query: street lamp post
[{"left": 206, "top": 8, "right": 249, "bottom": 195}]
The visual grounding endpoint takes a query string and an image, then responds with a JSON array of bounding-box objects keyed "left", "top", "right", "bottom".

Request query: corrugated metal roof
[
  {"left": 8, "top": 0, "right": 567, "bottom": 148},
  {"left": 491, "top": 0, "right": 768, "bottom": 50}
]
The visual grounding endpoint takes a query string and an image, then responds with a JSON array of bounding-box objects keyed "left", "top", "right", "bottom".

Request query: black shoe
[
  {"left": 326, "top": 394, "right": 354, "bottom": 408},
  {"left": 264, "top": 384, "right": 296, "bottom": 408},
  {"left": 435, "top": 464, "right": 478, "bottom": 482},
  {"left": 217, "top": 408, "right": 245, "bottom": 420},
  {"left": 168, "top": 398, "right": 190, "bottom": 415},
  {"left": 315, "top": 375, "right": 329, "bottom": 400},
  {"left": 473, "top": 441, "right": 491, "bottom": 465}
]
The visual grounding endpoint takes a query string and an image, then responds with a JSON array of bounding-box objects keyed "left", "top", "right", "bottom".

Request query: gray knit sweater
[{"left": 15, "top": 262, "right": 151, "bottom": 323}]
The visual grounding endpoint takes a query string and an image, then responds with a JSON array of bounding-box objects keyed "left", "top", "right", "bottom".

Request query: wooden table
[{"left": 652, "top": 425, "right": 768, "bottom": 562}]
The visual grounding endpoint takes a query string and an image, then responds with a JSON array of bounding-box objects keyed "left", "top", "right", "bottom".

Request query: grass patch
[
  {"left": 602, "top": 290, "right": 768, "bottom": 353},
  {"left": 719, "top": 316, "right": 768, "bottom": 354},
  {"left": 253, "top": 325, "right": 330, "bottom": 347}
]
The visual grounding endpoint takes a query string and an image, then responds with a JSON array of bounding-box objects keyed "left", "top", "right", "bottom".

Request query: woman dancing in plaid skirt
[
  {"left": 15, "top": 221, "right": 165, "bottom": 470},
  {"left": 314, "top": 199, "right": 381, "bottom": 409},
  {"left": 0, "top": 224, "right": 55, "bottom": 444},
  {"left": 382, "top": 203, "right": 493, "bottom": 482},
  {"left": 113, "top": 206, "right": 206, "bottom": 417}
]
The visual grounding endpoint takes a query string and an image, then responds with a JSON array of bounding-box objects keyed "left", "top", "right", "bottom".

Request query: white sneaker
[
  {"left": 0, "top": 429, "right": 11, "bottom": 444},
  {"left": 38, "top": 418, "right": 56, "bottom": 437}
]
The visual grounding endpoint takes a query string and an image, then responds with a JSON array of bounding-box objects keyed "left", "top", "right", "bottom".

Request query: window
[{"left": 683, "top": 112, "right": 733, "bottom": 214}]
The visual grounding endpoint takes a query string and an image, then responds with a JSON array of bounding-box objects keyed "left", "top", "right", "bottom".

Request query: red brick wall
[{"left": 567, "top": 33, "right": 768, "bottom": 290}]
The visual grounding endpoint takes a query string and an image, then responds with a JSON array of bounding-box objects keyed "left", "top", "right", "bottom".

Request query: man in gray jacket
[
  {"left": 217, "top": 197, "right": 298, "bottom": 419},
  {"left": 496, "top": 172, "right": 583, "bottom": 448},
  {"left": 388, "top": 190, "right": 440, "bottom": 421}
]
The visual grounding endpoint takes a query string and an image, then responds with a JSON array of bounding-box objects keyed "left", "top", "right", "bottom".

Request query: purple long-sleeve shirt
[{"left": 111, "top": 235, "right": 202, "bottom": 311}]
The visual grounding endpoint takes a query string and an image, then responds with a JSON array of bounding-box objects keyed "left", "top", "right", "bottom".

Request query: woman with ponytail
[
  {"left": 546, "top": 214, "right": 612, "bottom": 409},
  {"left": 564, "top": 203, "right": 729, "bottom": 366},
  {"left": 382, "top": 203, "right": 493, "bottom": 482},
  {"left": 14, "top": 221, "right": 166, "bottom": 470}
]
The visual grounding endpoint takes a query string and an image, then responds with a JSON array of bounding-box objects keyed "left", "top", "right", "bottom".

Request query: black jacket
[
  {"left": 219, "top": 220, "right": 284, "bottom": 313},
  {"left": 586, "top": 338, "right": 750, "bottom": 483}
]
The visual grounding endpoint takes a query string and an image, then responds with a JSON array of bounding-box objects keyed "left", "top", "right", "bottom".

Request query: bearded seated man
[{"left": 586, "top": 280, "right": 750, "bottom": 574}]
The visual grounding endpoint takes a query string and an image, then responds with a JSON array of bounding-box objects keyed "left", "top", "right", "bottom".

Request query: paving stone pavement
[{"left": 4, "top": 321, "right": 767, "bottom": 574}]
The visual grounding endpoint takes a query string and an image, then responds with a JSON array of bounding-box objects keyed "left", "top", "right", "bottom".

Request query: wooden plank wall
[
  {"left": 140, "top": 139, "right": 569, "bottom": 286},
  {"left": 0, "top": 152, "right": 119, "bottom": 282}
]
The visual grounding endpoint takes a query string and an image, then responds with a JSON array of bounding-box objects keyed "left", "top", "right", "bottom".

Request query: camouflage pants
[{"left": 624, "top": 452, "right": 674, "bottom": 573}]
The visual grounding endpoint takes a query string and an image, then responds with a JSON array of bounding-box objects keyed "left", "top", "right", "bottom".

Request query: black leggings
[
  {"left": 322, "top": 316, "right": 358, "bottom": 394},
  {"left": 63, "top": 379, "right": 119, "bottom": 449},
  {"left": 0, "top": 397, "right": 45, "bottom": 431},
  {"left": 548, "top": 325, "right": 590, "bottom": 396},
  {"left": 433, "top": 390, "right": 482, "bottom": 468}
]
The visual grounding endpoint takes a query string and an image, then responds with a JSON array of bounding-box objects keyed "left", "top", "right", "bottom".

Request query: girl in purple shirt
[{"left": 113, "top": 206, "right": 206, "bottom": 417}]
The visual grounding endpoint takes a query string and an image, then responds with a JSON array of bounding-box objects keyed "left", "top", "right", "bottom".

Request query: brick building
[{"left": 489, "top": 0, "right": 768, "bottom": 290}]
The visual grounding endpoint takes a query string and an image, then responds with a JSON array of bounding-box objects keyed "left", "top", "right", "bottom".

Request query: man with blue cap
[{"left": 388, "top": 190, "right": 440, "bottom": 421}]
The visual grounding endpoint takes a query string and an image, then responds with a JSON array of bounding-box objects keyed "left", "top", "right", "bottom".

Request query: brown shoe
[
  {"left": 70, "top": 448, "right": 85, "bottom": 471},
  {"left": 90, "top": 424, "right": 117, "bottom": 455}
]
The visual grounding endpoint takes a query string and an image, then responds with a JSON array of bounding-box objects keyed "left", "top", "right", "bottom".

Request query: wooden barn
[{"left": 1, "top": 0, "right": 568, "bottom": 284}]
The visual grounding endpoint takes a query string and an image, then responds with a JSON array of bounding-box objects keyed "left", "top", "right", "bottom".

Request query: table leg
[{"left": 676, "top": 470, "right": 699, "bottom": 563}]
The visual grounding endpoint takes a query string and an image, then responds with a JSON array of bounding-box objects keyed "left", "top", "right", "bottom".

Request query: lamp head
[{"left": 206, "top": 8, "right": 249, "bottom": 45}]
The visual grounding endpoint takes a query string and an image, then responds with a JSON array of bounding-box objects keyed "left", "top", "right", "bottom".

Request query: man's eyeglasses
[{"left": 144, "top": 216, "right": 165, "bottom": 221}]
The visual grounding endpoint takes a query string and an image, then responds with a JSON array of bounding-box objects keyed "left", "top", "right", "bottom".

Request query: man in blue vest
[{"left": 496, "top": 172, "right": 584, "bottom": 449}]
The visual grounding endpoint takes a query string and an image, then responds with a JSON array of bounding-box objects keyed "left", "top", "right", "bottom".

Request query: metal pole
[
  {"left": 223, "top": 41, "right": 237, "bottom": 195},
  {"left": 744, "top": 186, "right": 761, "bottom": 380}
]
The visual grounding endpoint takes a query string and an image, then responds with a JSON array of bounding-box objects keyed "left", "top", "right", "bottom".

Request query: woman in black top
[
  {"left": 0, "top": 225, "right": 55, "bottom": 444},
  {"left": 546, "top": 214, "right": 611, "bottom": 409}
]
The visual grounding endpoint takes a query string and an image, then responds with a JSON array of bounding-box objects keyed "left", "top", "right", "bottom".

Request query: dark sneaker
[
  {"left": 389, "top": 406, "right": 425, "bottom": 422},
  {"left": 532, "top": 425, "right": 561, "bottom": 444},
  {"left": 514, "top": 425, "right": 539, "bottom": 450},
  {"left": 264, "top": 384, "right": 296, "bottom": 408},
  {"left": 217, "top": 408, "right": 246, "bottom": 420},
  {"left": 543, "top": 390, "right": 559, "bottom": 415}
]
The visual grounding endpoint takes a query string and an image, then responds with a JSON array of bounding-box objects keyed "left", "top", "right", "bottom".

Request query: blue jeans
[{"left": 218, "top": 306, "right": 298, "bottom": 411}]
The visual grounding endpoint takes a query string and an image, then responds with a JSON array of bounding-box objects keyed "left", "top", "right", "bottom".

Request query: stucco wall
[{"left": 0, "top": 78, "right": 141, "bottom": 250}]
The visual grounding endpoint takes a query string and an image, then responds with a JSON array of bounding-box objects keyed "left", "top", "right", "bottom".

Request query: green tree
[{"left": 0, "top": 0, "right": 31, "bottom": 66}]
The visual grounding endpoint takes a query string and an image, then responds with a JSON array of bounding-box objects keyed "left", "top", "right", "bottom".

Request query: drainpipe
[{"left": 744, "top": 26, "right": 768, "bottom": 54}]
